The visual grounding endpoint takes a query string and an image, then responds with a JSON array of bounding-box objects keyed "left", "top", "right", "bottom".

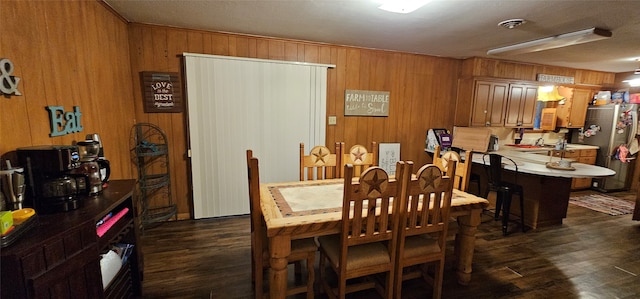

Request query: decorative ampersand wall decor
[{"left": 0, "top": 58, "right": 22, "bottom": 97}]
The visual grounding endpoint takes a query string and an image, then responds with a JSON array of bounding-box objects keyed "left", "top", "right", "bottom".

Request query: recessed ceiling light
[
  {"left": 376, "top": 0, "right": 431, "bottom": 14},
  {"left": 498, "top": 19, "right": 527, "bottom": 29}
]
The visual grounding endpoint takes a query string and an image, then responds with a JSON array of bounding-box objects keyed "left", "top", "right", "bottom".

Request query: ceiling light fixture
[
  {"left": 376, "top": 0, "right": 431, "bottom": 14},
  {"left": 625, "top": 78, "right": 640, "bottom": 87},
  {"left": 487, "top": 27, "right": 612, "bottom": 56},
  {"left": 623, "top": 59, "right": 640, "bottom": 87}
]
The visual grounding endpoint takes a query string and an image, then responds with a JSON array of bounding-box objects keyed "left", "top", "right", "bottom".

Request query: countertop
[
  {"left": 501, "top": 143, "right": 599, "bottom": 153},
  {"left": 472, "top": 146, "right": 614, "bottom": 179}
]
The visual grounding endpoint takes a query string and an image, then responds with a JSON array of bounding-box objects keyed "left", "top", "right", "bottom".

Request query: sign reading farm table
[
  {"left": 344, "top": 89, "right": 389, "bottom": 116},
  {"left": 141, "top": 71, "right": 183, "bottom": 113}
]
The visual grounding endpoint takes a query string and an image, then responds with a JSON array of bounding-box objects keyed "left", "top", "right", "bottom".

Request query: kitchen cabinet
[
  {"left": 470, "top": 80, "right": 509, "bottom": 127},
  {"left": 550, "top": 148, "right": 597, "bottom": 189},
  {"left": 504, "top": 84, "right": 538, "bottom": 127},
  {"left": 0, "top": 180, "right": 142, "bottom": 299},
  {"left": 555, "top": 88, "right": 593, "bottom": 128},
  {"left": 455, "top": 78, "right": 538, "bottom": 128}
]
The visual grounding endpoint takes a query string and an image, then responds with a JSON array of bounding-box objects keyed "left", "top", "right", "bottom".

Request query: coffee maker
[
  {"left": 86, "top": 133, "right": 111, "bottom": 186},
  {"left": 72, "top": 140, "right": 103, "bottom": 195},
  {"left": 17, "top": 145, "right": 87, "bottom": 213}
]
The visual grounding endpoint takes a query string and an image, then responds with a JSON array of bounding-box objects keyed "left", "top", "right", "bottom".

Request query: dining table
[{"left": 260, "top": 178, "right": 489, "bottom": 299}]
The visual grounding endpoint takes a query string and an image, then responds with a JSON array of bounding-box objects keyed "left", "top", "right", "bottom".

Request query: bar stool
[{"left": 483, "top": 153, "right": 525, "bottom": 236}]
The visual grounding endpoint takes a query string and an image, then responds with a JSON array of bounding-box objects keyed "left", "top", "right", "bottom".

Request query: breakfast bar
[{"left": 470, "top": 147, "right": 615, "bottom": 228}]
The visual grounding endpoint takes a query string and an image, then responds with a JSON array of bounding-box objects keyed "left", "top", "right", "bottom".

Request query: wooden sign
[
  {"left": 537, "top": 74, "right": 575, "bottom": 84},
  {"left": 344, "top": 89, "right": 389, "bottom": 116},
  {"left": 141, "top": 72, "right": 183, "bottom": 113}
]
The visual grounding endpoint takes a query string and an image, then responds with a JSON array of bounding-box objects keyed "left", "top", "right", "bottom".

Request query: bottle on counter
[{"left": 555, "top": 138, "right": 563, "bottom": 150}]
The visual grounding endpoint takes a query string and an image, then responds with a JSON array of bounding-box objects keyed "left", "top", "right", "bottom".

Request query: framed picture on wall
[{"left": 140, "top": 71, "right": 183, "bottom": 113}]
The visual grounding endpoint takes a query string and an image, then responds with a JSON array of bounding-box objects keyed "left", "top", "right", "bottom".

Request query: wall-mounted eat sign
[
  {"left": 47, "top": 106, "right": 83, "bottom": 137},
  {"left": 140, "top": 72, "right": 183, "bottom": 113}
]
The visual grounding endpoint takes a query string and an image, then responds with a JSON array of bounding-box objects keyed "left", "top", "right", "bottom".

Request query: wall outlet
[{"left": 328, "top": 116, "right": 337, "bottom": 125}]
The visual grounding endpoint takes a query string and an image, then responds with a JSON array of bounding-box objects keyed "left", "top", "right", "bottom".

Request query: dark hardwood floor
[{"left": 141, "top": 190, "right": 640, "bottom": 299}]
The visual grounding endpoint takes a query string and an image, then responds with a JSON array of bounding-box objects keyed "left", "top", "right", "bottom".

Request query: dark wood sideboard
[{"left": 1, "top": 179, "right": 142, "bottom": 298}]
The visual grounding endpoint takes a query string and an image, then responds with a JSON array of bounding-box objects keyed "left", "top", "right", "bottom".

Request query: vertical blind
[{"left": 184, "top": 53, "right": 333, "bottom": 219}]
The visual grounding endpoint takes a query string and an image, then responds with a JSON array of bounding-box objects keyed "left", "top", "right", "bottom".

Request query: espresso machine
[{"left": 17, "top": 145, "right": 87, "bottom": 213}]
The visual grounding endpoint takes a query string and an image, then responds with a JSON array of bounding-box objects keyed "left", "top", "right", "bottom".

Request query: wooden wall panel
[
  {"left": 1, "top": 1, "right": 135, "bottom": 182},
  {"left": 127, "top": 24, "right": 463, "bottom": 218}
]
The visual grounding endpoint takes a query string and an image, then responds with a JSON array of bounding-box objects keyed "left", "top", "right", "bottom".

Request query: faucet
[{"left": 535, "top": 137, "right": 545, "bottom": 146}]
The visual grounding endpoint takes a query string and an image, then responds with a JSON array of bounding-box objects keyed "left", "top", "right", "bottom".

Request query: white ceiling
[{"left": 103, "top": 0, "right": 640, "bottom": 74}]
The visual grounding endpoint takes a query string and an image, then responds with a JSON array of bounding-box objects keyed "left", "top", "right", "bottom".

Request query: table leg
[
  {"left": 454, "top": 209, "right": 482, "bottom": 285},
  {"left": 269, "top": 235, "right": 291, "bottom": 299}
]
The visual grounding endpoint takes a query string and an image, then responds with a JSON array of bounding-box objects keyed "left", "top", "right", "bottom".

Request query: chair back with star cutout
[
  {"left": 338, "top": 141, "right": 377, "bottom": 177},
  {"left": 299, "top": 142, "right": 341, "bottom": 181},
  {"left": 433, "top": 145, "right": 473, "bottom": 192},
  {"left": 340, "top": 163, "right": 403, "bottom": 256},
  {"left": 400, "top": 162, "right": 453, "bottom": 239}
]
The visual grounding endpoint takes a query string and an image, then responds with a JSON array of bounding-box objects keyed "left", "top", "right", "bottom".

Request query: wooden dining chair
[
  {"left": 317, "top": 163, "right": 404, "bottom": 299},
  {"left": 433, "top": 145, "right": 474, "bottom": 192},
  {"left": 246, "top": 150, "right": 317, "bottom": 299},
  {"left": 338, "top": 142, "right": 377, "bottom": 177},
  {"left": 394, "top": 161, "right": 454, "bottom": 299},
  {"left": 300, "top": 142, "right": 341, "bottom": 181}
]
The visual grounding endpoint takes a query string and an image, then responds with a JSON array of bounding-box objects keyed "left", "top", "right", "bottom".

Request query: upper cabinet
[
  {"left": 470, "top": 80, "right": 508, "bottom": 127},
  {"left": 555, "top": 87, "right": 594, "bottom": 128},
  {"left": 455, "top": 78, "right": 538, "bottom": 128},
  {"left": 504, "top": 84, "right": 538, "bottom": 127}
]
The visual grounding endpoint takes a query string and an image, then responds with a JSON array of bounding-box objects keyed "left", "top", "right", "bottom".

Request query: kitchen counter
[
  {"left": 473, "top": 147, "right": 615, "bottom": 179},
  {"left": 502, "top": 143, "right": 599, "bottom": 151},
  {"left": 469, "top": 145, "right": 615, "bottom": 229}
]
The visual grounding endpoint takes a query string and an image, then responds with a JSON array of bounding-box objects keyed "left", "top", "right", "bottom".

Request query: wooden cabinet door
[
  {"left": 471, "top": 81, "right": 508, "bottom": 127},
  {"left": 556, "top": 88, "right": 593, "bottom": 128},
  {"left": 566, "top": 89, "right": 592, "bottom": 128},
  {"left": 505, "top": 84, "right": 538, "bottom": 127},
  {"left": 571, "top": 149, "right": 597, "bottom": 190}
]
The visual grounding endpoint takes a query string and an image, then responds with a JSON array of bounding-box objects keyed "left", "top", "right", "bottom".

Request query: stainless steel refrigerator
[{"left": 572, "top": 104, "right": 637, "bottom": 192}]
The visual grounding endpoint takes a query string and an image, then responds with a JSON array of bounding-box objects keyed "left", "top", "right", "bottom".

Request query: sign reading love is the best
[
  {"left": 140, "top": 71, "right": 183, "bottom": 113},
  {"left": 344, "top": 89, "right": 390, "bottom": 116}
]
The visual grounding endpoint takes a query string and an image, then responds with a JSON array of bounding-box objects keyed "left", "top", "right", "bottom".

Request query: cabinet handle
[
  {"left": 517, "top": 122, "right": 522, "bottom": 126},
  {"left": 485, "top": 122, "right": 490, "bottom": 126}
]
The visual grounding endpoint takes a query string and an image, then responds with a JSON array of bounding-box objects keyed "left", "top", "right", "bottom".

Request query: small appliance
[
  {"left": 72, "top": 140, "right": 104, "bottom": 195},
  {"left": 86, "top": 133, "right": 111, "bottom": 185},
  {"left": 17, "top": 145, "right": 87, "bottom": 213},
  {"left": 0, "top": 167, "right": 26, "bottom": 211}
]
